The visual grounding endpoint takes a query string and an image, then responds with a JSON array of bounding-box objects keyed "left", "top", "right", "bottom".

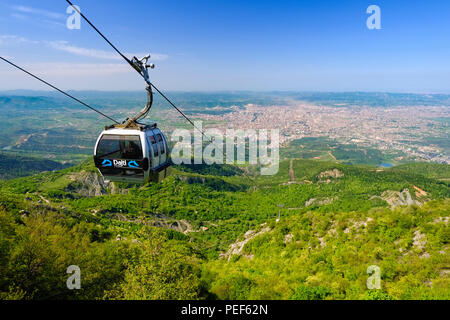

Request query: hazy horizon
[{"left": 2, "top": 89, "right": 450, "bottom": 95}]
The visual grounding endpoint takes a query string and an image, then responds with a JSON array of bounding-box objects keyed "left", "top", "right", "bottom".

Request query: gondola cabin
[{"left": 94, "top": 123, "right": 170, "bottom": 183}]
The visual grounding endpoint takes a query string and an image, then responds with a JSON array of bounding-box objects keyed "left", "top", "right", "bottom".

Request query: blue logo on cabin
[
  {"left": 128, "top": 160, "right": 139, "bottom": 168},
  {"left": 102, "top": 159, "right": 112, "bottom": 167}
]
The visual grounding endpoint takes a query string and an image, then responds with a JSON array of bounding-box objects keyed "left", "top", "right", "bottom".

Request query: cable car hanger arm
[{"left": 123, "top": 55, "right": 155, "bottom": 126}]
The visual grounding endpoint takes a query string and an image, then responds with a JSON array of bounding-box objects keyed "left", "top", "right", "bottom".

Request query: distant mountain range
[{"left": 2, "top": 91, "right": 450, "bottom": 108}]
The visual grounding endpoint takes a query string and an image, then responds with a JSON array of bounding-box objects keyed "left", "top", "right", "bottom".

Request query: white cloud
[
  {"left": 42, "top": 19, "right": 67, "bottom": 28},
  {"left": 47, "top": 41, "right": 122, "bottom": 60},
  {"left": 0, "top": 36, "right": 168, "bottom": 62},
  {"left": 11, "top": 5, "right": 66, "bottom": 21},
  {"left": 0, "top": 35, "right": 39, "bottom": 45},
  {"left": 47, "top": 41, "right": 168, "bottom": 61},
  {"left": 10, "top": 5, "right": 68, "bottom": 29},
  {"left": 0, "top": 62, "right": 130, "bottom": 77},
  {"left": 7, "top": 6, "right": 168, "bottom": 61}
]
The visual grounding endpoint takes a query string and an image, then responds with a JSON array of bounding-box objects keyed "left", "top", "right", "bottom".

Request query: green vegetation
[
  {"left": 0, "top": 157, "right": 448, "bottom": 300},
  {"left": 391, "top": 162, "right": 450, "bottom": 180},
  {"left": 0, "top": 91, "right": 449, "bottom": 300},
  {"left": 0, "top": 153, "right": 68, "bottom": 179},
  {"left": 281, "top": 137, "right": 407, "bottom": 166},
  {"left": 205, "top": 200, "right": 449, "bottom": 300}
]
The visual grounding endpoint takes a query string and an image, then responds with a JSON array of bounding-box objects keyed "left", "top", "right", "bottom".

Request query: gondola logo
[
  {"left": 128, "top": 161, "right": 139, "bottom": 168},
  {"left": 113, "top": 160, "right": 128, "bottom": 167},
  {"left": 101, "top": 159, "right": 112, "bottom": 167}
]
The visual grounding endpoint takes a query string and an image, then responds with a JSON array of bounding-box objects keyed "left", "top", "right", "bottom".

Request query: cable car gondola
[{"left": 93, "top": 55, "right": 170, "bottom": 183}]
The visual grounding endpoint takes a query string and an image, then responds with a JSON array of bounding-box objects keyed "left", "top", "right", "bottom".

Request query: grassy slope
[{"left": 390, "top": 162, "right": 450, "bottom": 180}]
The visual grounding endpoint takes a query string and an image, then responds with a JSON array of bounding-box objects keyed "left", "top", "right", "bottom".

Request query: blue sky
[{"left": 0, "top": 0, "right": 449, "bottom": 92}]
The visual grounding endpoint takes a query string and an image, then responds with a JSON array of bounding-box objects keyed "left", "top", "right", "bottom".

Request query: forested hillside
[
  {"left": 0, "top": 153, "right": 68, "bottom": 180},
  {"left": 0, "top": 159, "right": 448, "bottom": 299}
]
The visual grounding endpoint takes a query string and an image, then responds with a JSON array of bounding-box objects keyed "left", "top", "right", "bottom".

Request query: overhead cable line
[
  {"left": 0, "top": 56, "right": 120, "bottom": 124},
  {"left": 65, "top": 0, "right": 209, "bottom": 142}
]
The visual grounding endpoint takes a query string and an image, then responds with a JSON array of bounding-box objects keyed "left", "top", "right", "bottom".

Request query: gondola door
[
  {"left": 155, "top": 132, "right": 167, "bottom": 165},
  {"left": 147, "top": 130, "right": 160, "bottom": 168}
]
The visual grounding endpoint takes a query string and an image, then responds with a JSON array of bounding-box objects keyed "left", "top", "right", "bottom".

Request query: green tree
[{"left": 116, "top": 227, "right": 202, "bottom": 300}]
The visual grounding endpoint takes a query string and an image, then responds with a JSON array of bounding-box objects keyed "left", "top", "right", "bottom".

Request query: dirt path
[
  {"left": 39, "top": 195, "right": 51, "bottom": 205},
  {"left": 328, "top": 151, "right": 337, "bottom": 161},
  {"left": 289, "top": 159, "right": 295, "bottom": 182}
]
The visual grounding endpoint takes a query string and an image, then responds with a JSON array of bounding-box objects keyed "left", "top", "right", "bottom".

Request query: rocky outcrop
[
  {"left": 66, "top": 171, "right": 127, "bottom": 197},
  {"left": 318, "top": 169, "right": 344, "bottom": 179},
  {"left": 379, "top": 189, "right": 423, "bottom": 208},
  {"left": 413, "top": 230, "right": 427, "bottom": 251},
  {"left": 305, "top": 197, "right": 336, "bottom": 207},
  {"left": 148, "top": 219, "right": 192, "bottom": 234},
  {"left": 317, "top": 169, "right": 344, "bottom": 184},
  {"left": 284, "top": 233, "right": 294, "bottom": 244},
  {"left": 220, "top": 224, "right": 270, "bottom": 261}
]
